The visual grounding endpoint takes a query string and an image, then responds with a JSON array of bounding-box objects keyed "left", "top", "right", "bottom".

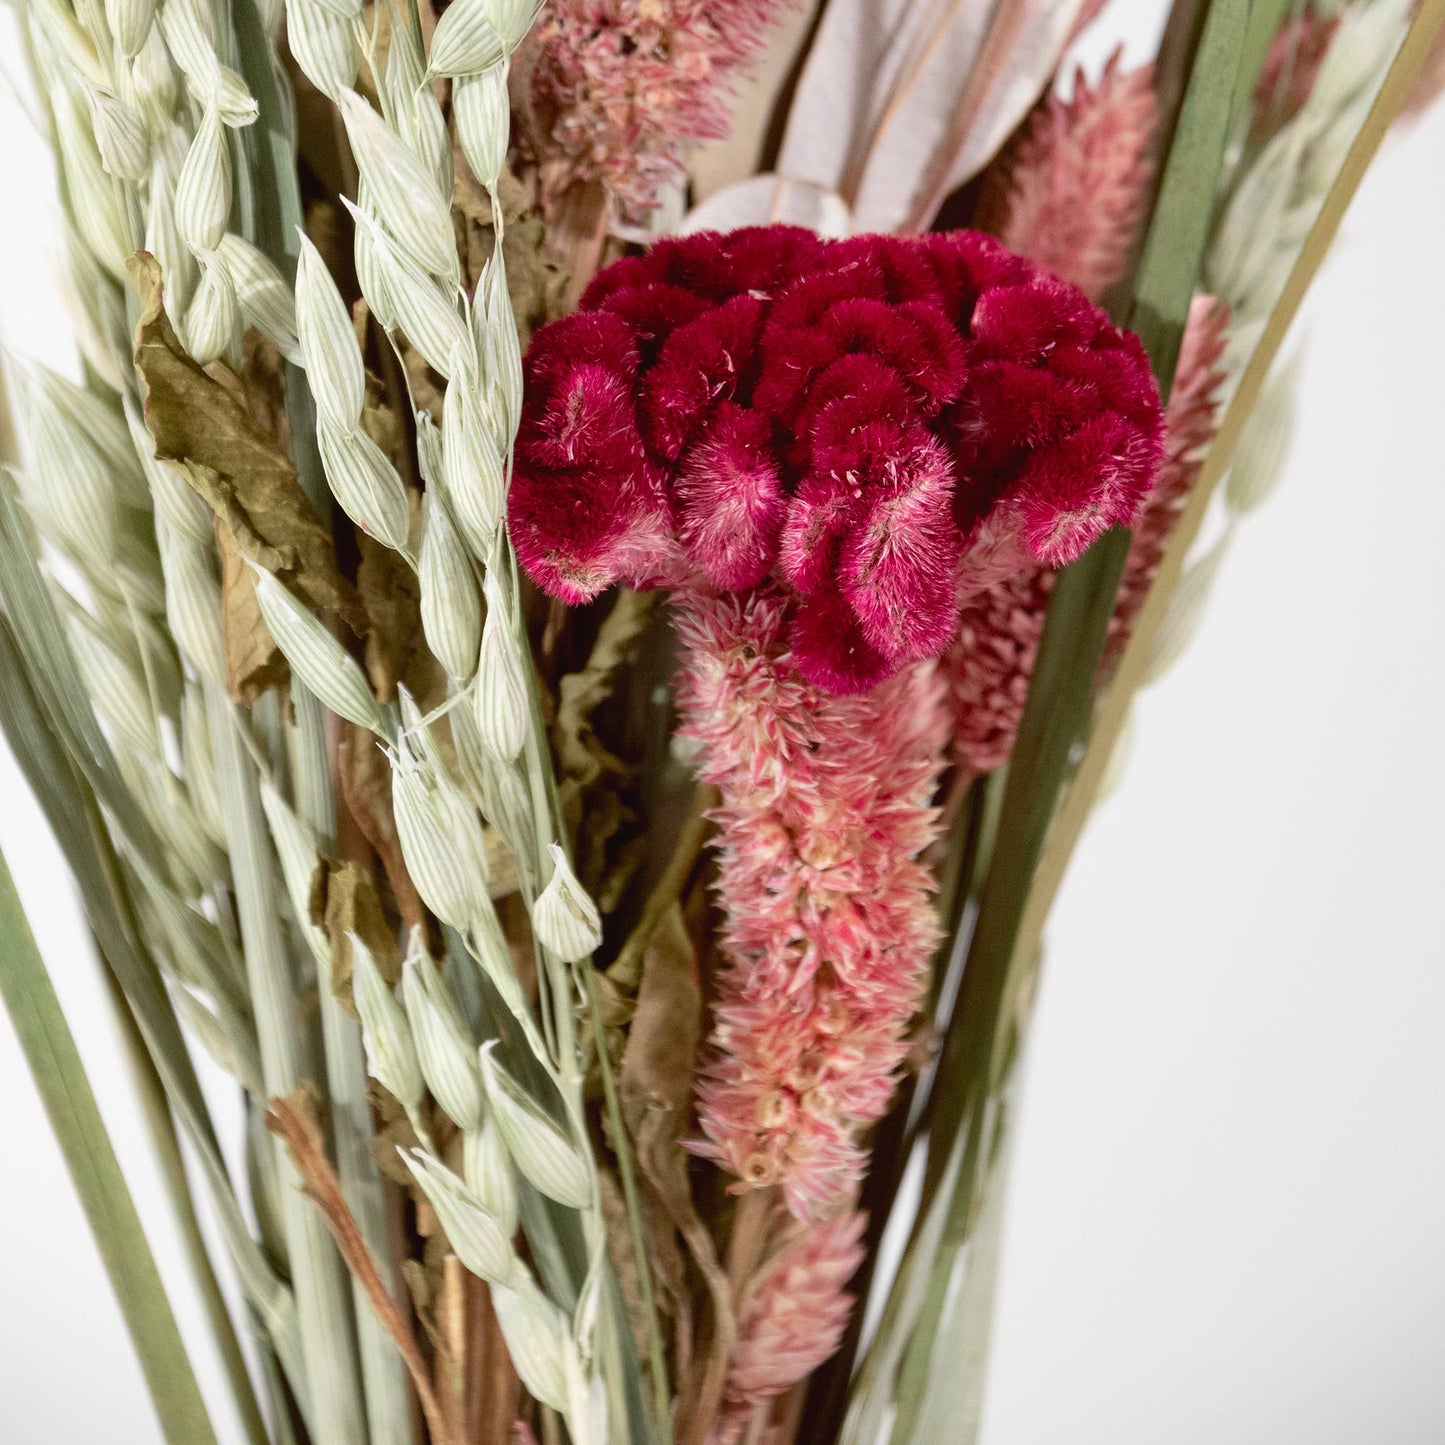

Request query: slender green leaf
[
  {"left": 0, "top": 844, "right": 218, "bottom": 1445},
  {"left": 920, "top": 0, "right": 1250, "bottom": 1214}
]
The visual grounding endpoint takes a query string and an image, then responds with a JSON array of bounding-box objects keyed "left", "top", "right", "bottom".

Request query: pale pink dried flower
[
  {"left": 528, "top": 0, "right": 794, "bottom": 226},
  {"left": 998, "top": 51, "right": 1158, "bottom": 302},
  {"left": 944, "top": 297, "right": 1229, "bottom": 772},
  {"left": 675, "top": 587, "right": 948, "bottom": 1219},
  {"left": 724, "top": 1211, "right": 867, "bottom": 1410},
  {"left": 1105, "top": 295, "right": 1230, "bottom": 669},
  {"left": 1253, "top": 9, "right": 1340, "bottom": 136}
]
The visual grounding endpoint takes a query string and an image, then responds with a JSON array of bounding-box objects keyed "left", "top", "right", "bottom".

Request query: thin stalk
[
  {"left": 585, "top": 966, "right": 675, "bottom": 1445},
  {"left": 0, "top": 845, "right": 218, "bottom": 1445},
  {"left": 100, "top": 958, "right": 270, "bottom": 1445},
  {"left": 232, "top": 12, "right": 415, "bottom": 1431},
  {"left": 207, "top": 677, "right": 368, "bottom": 1445},
  {"left": 297, "top": 685, "right": 414, "bottom": 1445}
]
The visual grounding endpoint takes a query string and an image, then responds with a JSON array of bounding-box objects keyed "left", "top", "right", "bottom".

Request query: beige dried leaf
[{"left": 129, "top": 253, "right": 366, "bottom": 631}]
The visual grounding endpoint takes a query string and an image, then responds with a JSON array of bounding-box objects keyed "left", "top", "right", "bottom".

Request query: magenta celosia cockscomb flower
[{"left": 510, "top": 226, "right": 1165, "bottom": 694}]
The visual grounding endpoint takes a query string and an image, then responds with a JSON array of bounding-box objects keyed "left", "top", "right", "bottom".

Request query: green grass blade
[
  {"left": 0, "top": 845, "right": 219, "bottom": 1445},
  {"left": 919, "top": 0, "right": 1250, "bottom": 1214}
]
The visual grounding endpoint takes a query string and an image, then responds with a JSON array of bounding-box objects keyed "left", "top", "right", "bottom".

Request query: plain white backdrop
[{"left": 2, "top": 17, "right": 1443, "bottom": 1445}]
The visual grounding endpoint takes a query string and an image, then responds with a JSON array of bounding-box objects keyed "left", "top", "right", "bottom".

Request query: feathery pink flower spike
[
  {"left": 720, "top": 1211, "right": 867, "bottom": 1424},
  {"left": 529, "top": 1, "right": 796, "bottom": 227},
  {"left": 945, "top": 296, "right": 1230, "bottom": 773},
  {"left": 997, "top": 51, "right": 1159, "bottom": 304},
  {"left": 675, "top": 588, "right": 949, "bottom": 1217}
]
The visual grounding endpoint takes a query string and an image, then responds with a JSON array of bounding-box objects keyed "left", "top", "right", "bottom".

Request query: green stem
[{"left": 0, "top": 846, "right": 218, "bottom": 1445}]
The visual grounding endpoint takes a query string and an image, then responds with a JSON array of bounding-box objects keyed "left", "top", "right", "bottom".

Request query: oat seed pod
[
  {"left": 31, "top": 0, "right": 106, "bottom": 85},
  {"left": 158, "top": 530, "right": 226, "bottom": 684},
  {"left": 390, "top": 736, "right": 492, "bottom": 930},
  {"left": 145, "top": 155, "right": 198, "bottom": 312},
  {"left": 419, "top": 489, "right": 481, "bottom": 681},
  {"left": 427, "top": 0, "right": 505, "bottom": 77},
  {"left": 462, "top": 1114, "right": 517, "bottom": 1238},
  {"left": 157, "top": 0, "right": 259, "bottom": 125},
  {"left": 474, "top": 571, "right": 527, "bottom": 762},
  {"left": 130, "top": 28, "right": 178, "bottom": 133},
  {"left": 180, "top": 688, "right": 224, "bottom": 843},
  {"left": 295, "top": 231, "right": 366, "bottom": 428},
  {"left": 84, "top": 87, "right": 150, "bottom": 181},
  {"left": 257, "top": 780, "right": 333, "bottom": 970},
  {"left": 530, "top": 844, "right": 601, "bottom": 964},
  {"left": 338, "top": 90, "right": 456, "bottom": 280},
  {"left": 183, "top": 252, "right": 240, "bottom": 365},
  {"left": 346, "top": 204, "right": 471, "bottom": 377},
  {"left": 53, "top": 94, "right": 129, "bottom": 279},
  {"left": 352, "top": 193, "right": 398, "bottom": 331},
  {"left": 24, "top": 364, "right": 147, "bottom": 506},
  {"left": 401, "top": 1150, "right": 514, "bottom": 1283},
  {"left": 249, "top": 565, "right": 385, "bottom": 732},
  {"left": 453, "top": 64, "right": 509, "bottom": 186},
  {"left": 216, "top": 233, "right": 300, "bottom": 360},
  {"left": 106, "top": 0, "right": 156, "bottom": 55},
  {"left": 16, "top": 370, "right": 118, "bottom": 559},
  {"left": 440, "top": 376, "right": 505, "bottom": 558},
  {"left": 350, "top": 932, "right": 424, "bottom": 1111},
  {"left": 383, "top": 34, "right": 452, "bottom": 201},
  {"left": 482, "top": 255, "right": 522, "bottom": 443},
  {"left": 175, "top": 105, "right": 232, "bottom": 253},
  {"left": 402, "top": 943, "right": 485, "bottom": 1129},
  {"left": 479, "top": 1043, "right": 591, "bottom": 1209},
  {"left": 67, "top": 611, "right": 155, "bottom": 757},
  {"left": 126, "top": 397, "right": 211, "bottom": 545},
  {"left": 285, "top": 0, "right": 360, "bottom": 99},
  {"left": 414, "top": 409, "right": 445, "bottom": 486},
  {"left": 490, "top": 1271, "right": 571, "bottom": 1412},
  {"left": 316, "top": 418, "right": 413, "bottom": 554},
  {"left": 485, "top": 0, "right": 543, "bottom": 50},
  {"left": 478, "top": 751, "right": 539, "bottom": 887},
  {"left": 468, "top": 891, "right": 531, "bottom": 1021}
]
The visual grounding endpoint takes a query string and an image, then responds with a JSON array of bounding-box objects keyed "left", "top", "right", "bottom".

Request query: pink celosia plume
[
  {"left": 528, "top": 1, "right": 796, "bottom": 227},
  {"left": 723, "top": 1210, "right": 867, "bottom": 1411},
  {"left": 997, "top": 52, "right": 1158, "bottom": 304},
  {"left": 1105, "top": 296, "right": 1230, "bottom": 669},
  {"left": 1252, "top": 8, "right": 1340, "bottom": 137},
  {"left": 944, "top": 296, "right": 1229, "bottom": 773},
  {"left": 675, "top": 588, "right": 948, "bottom": 1216}
]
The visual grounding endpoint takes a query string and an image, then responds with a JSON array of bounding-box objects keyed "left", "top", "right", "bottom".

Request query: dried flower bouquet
[{"left": 0, "top": 0, "right": 1440, "bottom": 1442}]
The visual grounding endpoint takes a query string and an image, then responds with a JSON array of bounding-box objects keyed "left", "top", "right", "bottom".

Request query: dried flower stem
[{"left": 269, "top": 1094, "right": 460, "bottom": 1445}]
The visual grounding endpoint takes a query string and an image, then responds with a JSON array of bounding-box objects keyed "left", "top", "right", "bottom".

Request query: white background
[{"left": 2, "top": 19, "right": 1443, "bottom": 1445}]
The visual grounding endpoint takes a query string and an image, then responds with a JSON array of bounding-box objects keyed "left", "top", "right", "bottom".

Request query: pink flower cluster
[
  {"left": 724, "top": 1211, "right": 867, "bottom": 1411},
  {"left": 944, "top": 296, "right": 1228, "bottom": 772},
  {"left": 674, "top": 589, "right": 948, "bottom": 1217},
  {"left": 996, "top": 52, "right": 1158, "bottom": 305},
  {"left": 528, "top": 1, "right": 793, "bottom": 225},
  {"left": 510, "top": 226, "right": 1165, "bottom": 694}
]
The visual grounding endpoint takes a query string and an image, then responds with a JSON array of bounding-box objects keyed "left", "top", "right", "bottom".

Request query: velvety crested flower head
[{"left": 510, "top": 226, "right": 1164, "bottom": 693}]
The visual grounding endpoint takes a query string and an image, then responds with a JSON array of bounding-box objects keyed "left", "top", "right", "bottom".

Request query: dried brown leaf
[
  {"left": 310, "top": 857, "right": 395, "bottom": 1016},
  {"left": 356, "top": 523, "right": 422, "bottom": 701},
  {"left": 216, "top": 514, "right": 287, "bottom": 703},
  {"left": 128, "top": 252, "right": 365, "bottom": 632},
  {"left": 337, "top": 721, "right": 429, "bottom": 933},
  {"left": 554, "top": 588, "right": 656, "bottom": 789},
  {"left": 269, "top": 1092, "right": 458, "bottom": 1445},
  {"left": 615, "top": 905, "right": 735, "bottom": 1440},
  {"left": 369, "top": 1080, "right": 424, "bottom": 1186}
]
